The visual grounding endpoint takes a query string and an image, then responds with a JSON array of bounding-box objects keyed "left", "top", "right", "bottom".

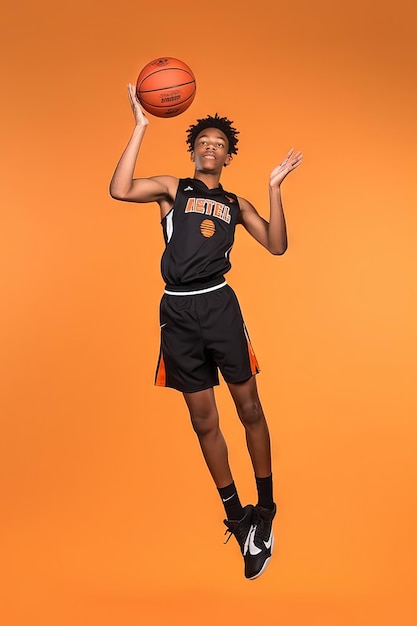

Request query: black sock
[
  {"left": 218, "top": 482, "right": 244, "bottom": 521},
  {"left": 256, "top": 474, "right": 274, "bottom": 509}
]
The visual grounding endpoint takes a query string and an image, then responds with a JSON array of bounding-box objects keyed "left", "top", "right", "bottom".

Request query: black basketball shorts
[{"left": 154, "top": 282, "right": 260, "bottom": 393}]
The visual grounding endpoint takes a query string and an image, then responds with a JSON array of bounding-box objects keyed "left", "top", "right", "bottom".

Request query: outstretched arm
[
  {"left": 109, "top": 84, "right": 177, "bottom": 207},
  {"left": 238, "top": 149, "right": 303, "bottom": 255}
]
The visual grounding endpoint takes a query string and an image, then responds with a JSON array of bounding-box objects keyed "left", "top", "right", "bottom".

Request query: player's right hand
[{"left": 128, "top": 83, "right": 149, "bottom": 127}]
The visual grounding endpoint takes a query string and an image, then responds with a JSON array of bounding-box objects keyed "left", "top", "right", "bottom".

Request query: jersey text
[{"left": 184, "top": 198, "right": 231, "bottom": 224}]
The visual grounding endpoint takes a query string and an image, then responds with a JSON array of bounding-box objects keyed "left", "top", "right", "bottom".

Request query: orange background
[{"left": 1, "top": 0, "right": 416, "bottom": 624}]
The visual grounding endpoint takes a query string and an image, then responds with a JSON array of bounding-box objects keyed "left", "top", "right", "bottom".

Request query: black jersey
[{"left": 160, "top": 178, "right": 241, "bottom": 287}]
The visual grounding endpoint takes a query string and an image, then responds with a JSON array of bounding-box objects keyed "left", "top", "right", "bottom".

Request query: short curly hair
[{"left": 185, "top": 113, "right": 239, "bottom": 155}]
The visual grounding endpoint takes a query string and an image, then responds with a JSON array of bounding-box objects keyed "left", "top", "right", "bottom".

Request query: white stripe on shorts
[{"left": 164, "top": 281, "right": 227, "bottom": 296}]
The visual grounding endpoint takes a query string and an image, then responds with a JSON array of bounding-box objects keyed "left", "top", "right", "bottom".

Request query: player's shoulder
[
  {"left": 235, "top": 195, "right": 257, "bottom": 224},
  {"left": 174, "top": 176, "right": 202, "bottom": 194},
  {"left": 149, "top": 175, "right": 179, "bottom": 198},
  {"left": 236, "top": 195, "right": 254, "bottom": 210}
]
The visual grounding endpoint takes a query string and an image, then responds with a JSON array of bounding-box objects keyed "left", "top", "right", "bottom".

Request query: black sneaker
[
  {"left": 244, "top": 503, "right": 277, "bottom": 580},
  {"left": 223, "top": 504, "right": 254, "bottom": 572}
]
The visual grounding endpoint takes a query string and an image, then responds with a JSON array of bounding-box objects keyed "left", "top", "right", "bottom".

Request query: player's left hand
[
  {"left": 270, "top": 149, "right": 303, "bottom": 188},
  {"left": 128, "top": 83, "right": 149, "bottom": 128}
]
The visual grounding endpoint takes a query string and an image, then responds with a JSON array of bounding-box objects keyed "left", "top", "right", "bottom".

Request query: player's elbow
[
  {"left": 269, "top": 242, "right": 288, "bottom": 255},
  {"left": 109, "top": 184, "right": 129, "bottom": 201}
]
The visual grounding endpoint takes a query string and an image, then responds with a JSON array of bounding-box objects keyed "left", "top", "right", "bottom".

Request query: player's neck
[{"left": 193, "top": 171, "right": 222, "bottom": 190}]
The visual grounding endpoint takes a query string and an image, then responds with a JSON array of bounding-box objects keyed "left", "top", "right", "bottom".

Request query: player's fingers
[
  {"left": 128, "top": 83, "right": 141, "bottom": 106},
  {"left": 270, "top": 150, "right": 302, "bottom": 176},
  {"left": 288, "top": 151, "right": 303, "bottom": 166},
  {"left": 281, "top": 149, "right": 297, "bottom": 166}
]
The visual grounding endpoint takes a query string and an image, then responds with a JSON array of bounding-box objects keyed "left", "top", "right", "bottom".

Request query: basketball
[{"left": 136, "top": 57, "right": 196, "bottom": 118}]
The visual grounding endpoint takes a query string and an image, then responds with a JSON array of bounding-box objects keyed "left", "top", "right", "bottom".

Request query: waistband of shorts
[{"left": 164, "top": 278, "right": 227, "bottom": 296}]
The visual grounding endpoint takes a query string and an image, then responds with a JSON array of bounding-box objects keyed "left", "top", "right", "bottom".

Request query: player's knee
[
  {"left": 237, "top": 399, "right": 264, "bottom": 428},
  {"left": 190, "top": 410, "right": 219, "bottom": 438}
]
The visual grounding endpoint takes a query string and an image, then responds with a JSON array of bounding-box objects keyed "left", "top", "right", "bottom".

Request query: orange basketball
[{"left": 136, "top": 57, "right": 196, "bottom": 118}]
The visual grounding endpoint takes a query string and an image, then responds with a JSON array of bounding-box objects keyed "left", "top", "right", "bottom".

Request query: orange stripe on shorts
[
  {"left": 244, "top": 325, "right": 260, "bottom": 375},
  {"left": 155, "top": 352, "right": 167, "bottom": 387}
]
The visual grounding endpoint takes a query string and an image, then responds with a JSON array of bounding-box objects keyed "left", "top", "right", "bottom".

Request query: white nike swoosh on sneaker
[
  {"left": 264, "top": 530, "right": 273, "bottom": 550},
  {"left": 160, "top": 323, "right": 167, "bottom": 329},
  {"left": 247, "top": 526, "right": 262, "bottom": 556},
  {"left": 243, "top": 525, "right": 253, "bottom": 556}
]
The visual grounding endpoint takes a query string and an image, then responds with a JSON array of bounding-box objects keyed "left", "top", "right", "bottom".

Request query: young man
[{"left": 110, "top": 84, "right": 302, "bottom": 580}]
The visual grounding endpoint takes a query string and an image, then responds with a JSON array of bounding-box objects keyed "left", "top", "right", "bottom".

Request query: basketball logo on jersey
[
  {"left": 184, "top": 197, "right": 231, "bottom": 224},
  {"left": 200, "top": 219, "right": 215, "bottom": 238}
]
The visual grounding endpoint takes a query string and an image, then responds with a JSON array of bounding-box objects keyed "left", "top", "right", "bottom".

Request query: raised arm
[
  {"left": 238, "top": 149, "right": 303, "bottom": 255},
  {"left": 109, "top": 83, "right": 178, "bottom": 209}
]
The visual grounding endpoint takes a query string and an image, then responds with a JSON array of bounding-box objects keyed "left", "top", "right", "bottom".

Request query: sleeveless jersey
[{"left": 160, "top": 177, "right": 241, "bottom": 287}]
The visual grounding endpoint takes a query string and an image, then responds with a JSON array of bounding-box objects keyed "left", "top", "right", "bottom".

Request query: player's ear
[
  {"left": 190, "top": 151, "right": 195, "bottom": 163},
  {"left": 224, "top": 154, "right": 233, "bottom": 167}
]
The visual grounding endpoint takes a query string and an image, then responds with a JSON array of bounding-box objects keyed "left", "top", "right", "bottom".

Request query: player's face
[{"left": 191, "top": 128, "right": 233, "bottom": 171}]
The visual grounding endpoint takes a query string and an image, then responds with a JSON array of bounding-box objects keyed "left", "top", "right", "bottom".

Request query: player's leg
[
  {"left": 227, "top": 375, "right": 272, "bottom": 481},
  {"left": 183, "top": 388, "right": 254, "bottom": 572},
  {"left": 202, "top": 285, "right": 271, "bottom": 481},
  {"left": 227, "top": 375, "right": 277, "bottom": 579},
  {"left": 183, "top": 387, "right": 233, "bottom": 489}
]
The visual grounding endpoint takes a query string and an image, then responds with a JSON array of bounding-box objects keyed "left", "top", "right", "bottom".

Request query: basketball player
[{"left": 109, "top": 84, "right": 302, "bottom": 579}]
